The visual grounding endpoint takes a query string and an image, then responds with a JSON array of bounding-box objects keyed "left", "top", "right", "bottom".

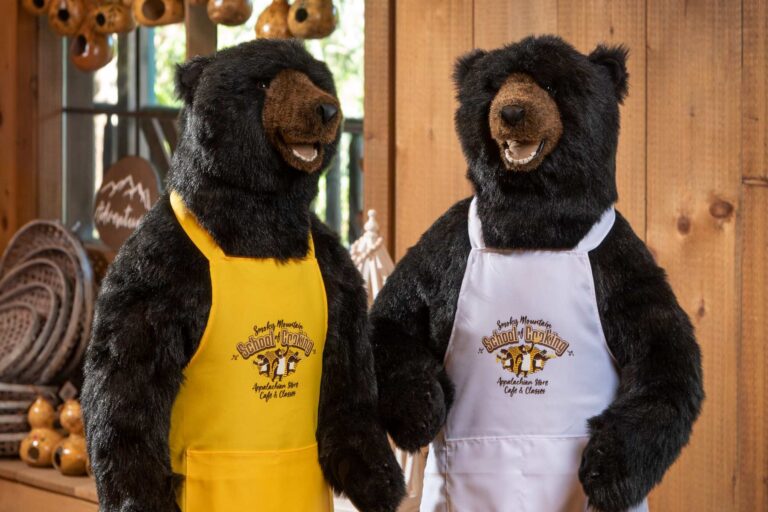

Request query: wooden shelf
[{"left": 0, "top": 459, "right": 97, "bottom": 512}]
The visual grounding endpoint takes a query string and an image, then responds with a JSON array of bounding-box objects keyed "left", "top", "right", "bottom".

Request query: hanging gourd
[
  {"left": 92, "top": 0, "right": 136, "bottom": 34},
  {"left": 287, "top": 0, "right": 337, "bottom": 39},
  {"left": 20, "top": 0, "right": 53, "bottom": 16},
  {"left": 70, "top": 15, "right": 115, "bottom": 72},
  {"left": 48, "top": 0, "right": 89, "bottom": 37},
  {"left": 255, "top": 0, "right": 291, "bottom": 39},
  {"left": 132, "top": 0, "right": 184, "bottom": 26},
  {"left": 207, "top": 0, "right": 252, "bottom": 26}
]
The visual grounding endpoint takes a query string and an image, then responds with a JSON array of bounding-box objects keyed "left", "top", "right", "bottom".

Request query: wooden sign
[{"left": 93, "top": 156, "right": 160, "bottom": 252}]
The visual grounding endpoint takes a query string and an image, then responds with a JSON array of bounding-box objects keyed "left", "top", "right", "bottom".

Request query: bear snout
[
  {"left": 489, "top": 73, "right": 562, "bottom": 172},
  {"left": 262, "top": 69, "right": 342, "bottom": 173}
]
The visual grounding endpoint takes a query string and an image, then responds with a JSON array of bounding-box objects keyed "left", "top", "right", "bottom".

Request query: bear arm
[
  {"left": 311, "top": 217, "right": 406, "bottom": 512},
  {"left": 584, "top": 211, "right": 703, "bottom": 507},
  {"left": 82, "top": 200, "right": 210, "bottom": 512}
]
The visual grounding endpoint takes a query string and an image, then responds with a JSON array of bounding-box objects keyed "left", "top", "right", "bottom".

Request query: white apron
[{"left": 421, "top": 198, "right": 648, "bottom": 512}]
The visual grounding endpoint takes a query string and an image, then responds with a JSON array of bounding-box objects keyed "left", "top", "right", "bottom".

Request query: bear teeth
[
  {"left": 504, "top": 140, "right": 542, "bottom": 165},
  {"left": 290, "top": 144, "right": 318, "bottom": 162}
]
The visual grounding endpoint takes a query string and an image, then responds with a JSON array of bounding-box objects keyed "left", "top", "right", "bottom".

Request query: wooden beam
[
  {"left": 0, "top": 4, "right": 39, "bottom": 250},
  {"left": 37, "top": 18, "right": 63, "bottom": 220},
  {"left": 185, "top": 0, "right": 217, "bottom": 58},
  {"left": 743, "top": 0, "right": 767, "bottom": 180},
  {"left": 646, "top": 1, "right": 741, "bottom": 509},
  {"left": 364, "top": 0, "right": 395, "bottom": 251},
  {"left": 738, "top": 184, "right": 768, "bottom": 511},
  {"left": 473, "top": 0, "right": 557, "bottom": 49},
  {"left": 394, "top": 0, "right": 473, "bottom": 258}
]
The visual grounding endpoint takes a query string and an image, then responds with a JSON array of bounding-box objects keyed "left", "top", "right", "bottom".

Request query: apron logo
[
  {"left": 481, "top": 316, "right": 571, "bottom": 379},
  {"left": 234, "top": 320, "right": 317, "bottom": 402}
]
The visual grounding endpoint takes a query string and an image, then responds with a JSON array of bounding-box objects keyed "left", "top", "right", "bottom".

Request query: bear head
[
  {"left": 454, "top": 35, "right": 628, "bottom": 248},
  {"left": 171, "top": 39, "right": 342, "bottom": 196}
]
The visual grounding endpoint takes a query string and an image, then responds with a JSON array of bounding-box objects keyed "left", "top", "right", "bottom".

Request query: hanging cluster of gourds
[{"left": 20, "top": 0, "right": 338, "bottom": 73}]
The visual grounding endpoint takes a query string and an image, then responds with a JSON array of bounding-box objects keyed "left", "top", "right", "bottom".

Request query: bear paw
[
  {"left": 579, "top": 428, "right": 648, "bottom": 512},
  {"left": 380, "top": 370, "right": 447, "bottom": 452}
]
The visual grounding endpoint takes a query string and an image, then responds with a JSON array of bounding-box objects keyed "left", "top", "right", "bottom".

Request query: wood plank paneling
[
  {"left": 0, "top": 4, "right": 38, "bottom": 250},
  {"left": 394, "top": 0, "right": 473, "bottom": 257},
  {"left": 473, "top": 0, "right": 557, "bottom": 49},
  {"left": 37, "top": 19, "right": 63, "bottom": 220},
  {"left": 743, "top": 0, "right": 767, "bottom": 180},
  {"left": 646, "top": 1, "right": 741, "bottom": 510},
  {"left": 557, "top": 0, "right": 646, "bottom": 237},
  {"left": 738, "top": 185, "right": 768, "bottom": 511},
  {"left": 364, "top": 0, "right": 395, "bottom": 250}
]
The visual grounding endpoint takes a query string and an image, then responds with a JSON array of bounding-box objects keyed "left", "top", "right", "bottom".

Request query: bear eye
[
  {"left": 544, "top": 83, "right": 557, "bottom": 96},
  {"left": 256, "top": 80, "right": 269, "bottom": 90}
]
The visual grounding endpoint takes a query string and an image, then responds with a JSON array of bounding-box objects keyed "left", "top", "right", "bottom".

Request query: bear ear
[
  {"left": 589, "top": 44, "right": 629, "bottom": 103},
  {"left": 453, "top": 49, "right": 487, "bottom": 89},
  {"left": 175, "top": 55, "right": 212, "bottom": 104}
]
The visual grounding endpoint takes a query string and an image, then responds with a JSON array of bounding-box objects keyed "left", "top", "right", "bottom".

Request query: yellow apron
[{"left": 168, "top": 191, "right": 332, "bottom": 512}]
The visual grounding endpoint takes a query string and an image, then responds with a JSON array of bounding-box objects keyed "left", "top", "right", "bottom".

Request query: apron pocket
[
  {"left": 183, "top": 444, "right": 332, "bottom": 512},
  {"left": 438, "top": 435, "right": 589, "bottom": 512}
]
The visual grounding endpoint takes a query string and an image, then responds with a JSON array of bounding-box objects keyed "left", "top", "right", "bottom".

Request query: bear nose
[
  {"left": 317, "top": 103, "right": 338, "bottom": 124},
  {"left": 501, "top": 105, "right": 525, "bottom": 126}
]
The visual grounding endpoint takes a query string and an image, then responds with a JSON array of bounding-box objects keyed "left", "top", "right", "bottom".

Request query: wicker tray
[
  {"left": 0, "top": 414, "right": 28, "bottom": 435},
  {"left": 0, "top": 260, "right": 71, "bottom": 384},
  {"left": 20, "top": 248, "right": 93, "bottom": 383},
  {"left": 0, "top": 284, "right": 60, "bottom": 382},
  {"left": 0, "top": 222, "right": 97, "bottom": 383},
  {"left": 0, "top": 383, "right": 58, "bottom": 403},
  {"left": 0, "top": 432, "right": 27, "bottom": 457},
  {"left": 0, "top": 304, "right": 41, "bottom": 379},
  {"left": 0, "top": 401, "right": 32, "bottom": 415}
]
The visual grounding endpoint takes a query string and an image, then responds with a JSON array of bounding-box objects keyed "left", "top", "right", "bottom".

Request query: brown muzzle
[{"left": 262, "top": 69, "right": 342, "bottom": 173}]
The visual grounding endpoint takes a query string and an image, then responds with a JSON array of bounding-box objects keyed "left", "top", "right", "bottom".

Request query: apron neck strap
[
  {"left": 170, "top": 190, "right": 224, "bottom": 260},
  {"left": 468, "top": 197, "right": 486, "bottom": 249},
  {"left": 468, "top": 196, "right": 615, "bottom": 252}
]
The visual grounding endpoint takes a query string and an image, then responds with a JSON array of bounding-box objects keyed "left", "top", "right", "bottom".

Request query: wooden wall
[{"left": 365, "top": 0, "right": 767, "bottom": 510}]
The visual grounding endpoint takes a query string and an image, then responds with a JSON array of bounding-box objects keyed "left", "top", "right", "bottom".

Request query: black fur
[
  {"left": 371, "top": 35, "right": 702, "bottom": 512},
  {"left": 82, "top": 40, "right": 404, "bottom": 512}
]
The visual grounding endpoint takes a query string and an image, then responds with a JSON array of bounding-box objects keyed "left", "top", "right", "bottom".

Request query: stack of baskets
[{"left": 0, "top": 221, "right": 103, "bottom": 456}]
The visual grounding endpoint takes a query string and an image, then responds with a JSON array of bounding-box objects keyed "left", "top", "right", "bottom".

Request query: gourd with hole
[
  {"left": 287, "top": 0, "right": 337, "bottom": 39},
  {"left": 19, "top": 397, "right": 63, "bottom": 468},
  {"left": 255, "top": 0, "right": 291, "bottom": 39},
  {"left": 132, "top": 0, "right": 183, "bottom": 26}
]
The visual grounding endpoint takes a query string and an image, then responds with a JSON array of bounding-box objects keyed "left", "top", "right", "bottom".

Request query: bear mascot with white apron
[
  {"left": 370, "top": 36, "right": 703, "bottom": 512},
  {"left": 82, "top": 40, "right": 405, "bottom": 512}
]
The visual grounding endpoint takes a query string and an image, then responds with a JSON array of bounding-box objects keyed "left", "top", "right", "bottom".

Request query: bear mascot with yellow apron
[
  {"left": 370, "top": 36, "right": 703, "bottom": 512},
  {"left": 82, "top": 40, "right": 405, "bottom": 512}
]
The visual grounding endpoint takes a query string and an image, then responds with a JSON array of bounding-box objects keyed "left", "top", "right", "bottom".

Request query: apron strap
[
  {"left": 573, "top": 207, "right": 615, "bottom": 252},
  {"left": 468, "top": 197, "right": 486, "bottom": 249},
  {"left": 467, "top": 196, "right": 616, "bottom": 252},
  {"left": 170, "top": 190, "right": 224, "bottom": 260}
]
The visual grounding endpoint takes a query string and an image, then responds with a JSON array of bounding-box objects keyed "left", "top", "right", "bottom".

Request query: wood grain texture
[
  {"left": 364, "top": 0, "right": 395, "bottom": 251},
  {"left": 0, "top": 4, "right": 38, "bottom": 251},
  {"left": 738, "top": 185, "right": 767, "bottom": 510},
  {"left": 394, "top": 0, "right": 473, "bottom": 257},
  {"left": 743, "top": 0, "right": 767, "bottom": 179},
  {"left": 0, "top": 479, "right": 97, "bottom": 512},
  {"left": 185, "top": 1, "right": 217, "bottom": 58},
  {"left": 646, "top": 1, "right": 741, "bottom": 510},
  {"left": 557, "top": 0, "right": 646, "bottom": 238},
  {"left": 473, "top": 0, "right": 557, "bottom": 49},
  {"left": 37, "top": 18, "right": 62, "bottom": 220}
]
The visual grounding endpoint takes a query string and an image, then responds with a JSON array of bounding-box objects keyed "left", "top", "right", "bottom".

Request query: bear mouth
[
  {"left": 289, "top": 143, "right": 320, "bottom": 162},
  {"left": 502, "top": 139, "right": 545, "bottom": 167},
  {"left": 275, "top": 132, "right": 325, "bottom": 172}
]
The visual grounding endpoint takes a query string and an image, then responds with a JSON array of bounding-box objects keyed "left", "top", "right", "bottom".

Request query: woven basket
[
  {"left": 0, "top": 260, "right": 71, "bottom": 383},
  {"left": 19, "top": 249, "right": 89, "bottom": 383},
  {"left": 0, "top": 432, "right": 27, "bottom": 457},
  {"left": 0, "top": 401, "right": 32, "bottom": 415},
  {"left": 0, "top": 303, "right": 41, "bottom": 377},
  {"left": 0, "top": 284, "right": 60, "bottom": 381},
  {"left": 0, "top": 414, "right": 28, "bottom": 434},
  {"left": 0, "top": 382, "right": 58, "bottom": 402},
  {"left": 0, "top": 221, "right": 97, "bottom": 383}
]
